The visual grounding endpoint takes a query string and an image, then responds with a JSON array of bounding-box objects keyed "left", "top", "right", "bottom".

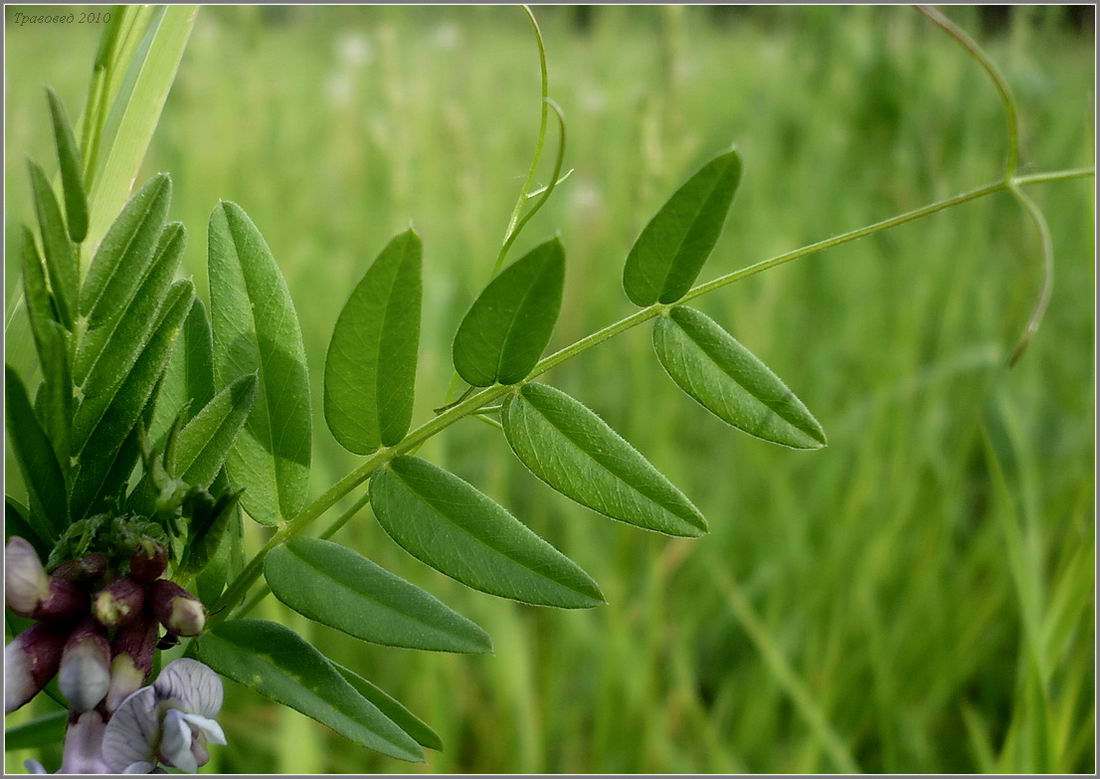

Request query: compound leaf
[
  {"left": 324, "top": 229, "right": 421, "bottom": 454},
  {"left": 209, "top": 201, "right": 311, "bottom": 525},
  {"left": 502, "top": 383, "right": 707, "bottom": 537},
  {"left": 370, "top": 456, "right": 603, "bottom": 609},
  {"left": 653, "top": 306, "right": 826, "bottom": 449},
  {"left": 265, "top": 538, "right": 492, "bottom": 654},
  {"left": 193, "top": 620, "right": 423, "bottom": 762},
  {"left": 622, "top": 149, "right": 741, "bottom": 306},
  {"left": 453, "top": 237, "right": 564, "bottom": 386}
]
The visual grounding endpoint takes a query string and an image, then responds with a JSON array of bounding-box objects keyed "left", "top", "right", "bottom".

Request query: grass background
[{"left": 4, "top": 5, "right": 1095, "bottom": 773}]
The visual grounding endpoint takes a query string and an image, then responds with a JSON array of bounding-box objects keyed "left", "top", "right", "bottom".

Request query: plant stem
[{"left": 215, "top": 165, "right": 1092, "bottom": 622}]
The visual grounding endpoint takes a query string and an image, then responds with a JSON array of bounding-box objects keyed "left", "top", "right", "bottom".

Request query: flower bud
[
  {"left": 151, "top": 580, "right": 206, "bottom": 637},
  {"left": 5, "top": 537, "right": 48, "bottom": 615},
  {"left": 106, "top": 614, "right": 158, "bottom": 712},
  {"left": 51, "top": 553, "right": 108, "bottom": 585},
  {"left": 93, "top": 577, "right": 145, "bottom": 628},
  {"left": 58, "top": 617, "right": 111, "bottom": 711},
  {"left": 5, "top": 622, "right": 67, "bottom": 713},
  {"left": 129, "top": 538, "right": 167, "bottom": 583}
]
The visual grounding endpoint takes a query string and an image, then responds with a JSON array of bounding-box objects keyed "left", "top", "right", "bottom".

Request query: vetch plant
[{"left": 4, "top": 5, "right": 1093, "bottom": 773}]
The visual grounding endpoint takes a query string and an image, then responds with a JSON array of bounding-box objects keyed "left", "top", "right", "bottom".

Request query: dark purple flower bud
[
  {"left": 93, "top": 577, "right": 145, "bottom": 628},
  {"left": 51, "top": 553, "right": 108, "bottom": 585},
  {"left": 106, "top": 614, "right": 158, "bottom": 712},
  {"left": 5, "top": 622, "right": 67, "bottom": 713},
  {"left": 35, "top": 577, "right": 89, "bottom": 623},
  {"left": 58, "top": 617, "right": 111, "bottom": 711},
  {"left": 130, "top": 538, "right": 167, "bottom": 583},
  {"left": 151, "top": 580, "right": 206, "bottom": 637},
  {"left": 6, "top": 537, "right": 48, "bottom": 615}
]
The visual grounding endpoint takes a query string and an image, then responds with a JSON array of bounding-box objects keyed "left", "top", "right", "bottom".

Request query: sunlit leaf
[
  {"left": 371, "top": 456, "right": 603, "bottom": 608},
  {"left": 453, "top": 237, "right": 565, "bottom": 386},
  {"left": 209, "top": 201, "right": 311, "bottom": 525},
  {"left": 265, "top": 538, "right": 492, "bottom": 654},
  {"left": 5, "top": 366, "right": 67, "bottom": 541},
  {"left": 28, "top": 160, "right": 77, "bottom": 328},
  {"left": 334, "top": 662, "right": 443, "bottom": 751},
  {"left": 653, "top": 306, "right": 826, "bottom": 449},
  {"left": 502, "top": 383, "right": 707, "bottom": 537},
  {"left": 193, "top": 620, "right": 423, "bottom": 762},
  {"left": 80, "top": 173, "right": 171, "bottom": 329},
  {"left": 46, "top": 87, "right": 88, "bottom": 243},
  {"left": 622, "top": 149, "right": 741, "bottom": 306},
  {"left": 324, "top": 229, "right": 421, "bottom": 454}
]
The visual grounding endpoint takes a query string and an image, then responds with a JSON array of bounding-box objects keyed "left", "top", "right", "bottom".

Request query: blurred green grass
[{"left": 4, "top": 5, "right": 1094, "bottom": 773}]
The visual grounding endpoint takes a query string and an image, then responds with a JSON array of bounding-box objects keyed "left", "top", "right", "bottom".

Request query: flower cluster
[{"left": 5, "top": 536, "right": 224, "bottom": 773}]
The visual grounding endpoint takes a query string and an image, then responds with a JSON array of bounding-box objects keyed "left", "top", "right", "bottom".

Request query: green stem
[
  {"left": 215, "top": 165, "right": 1092, "bottom": 622},
  {"left": 916, "top": 5, "right": 1020, "bottom": 177}
]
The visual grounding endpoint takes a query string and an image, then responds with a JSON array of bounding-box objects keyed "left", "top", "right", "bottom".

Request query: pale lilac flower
[
  {"left": 5, "top": 623, "right": 66, "bottom": 713},
  {"left": 102, "top": 658, "right": 226, "bottom": 773},
  {"left": 57, "top": 618, "right": 111, "bottom": 711}
]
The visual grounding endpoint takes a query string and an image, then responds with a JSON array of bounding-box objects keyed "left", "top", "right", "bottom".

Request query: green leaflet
[
  {"left": 5, "top": 367, "right": 67, "bottom": 541},
  {"left": 334, "top": 663, "right": 443, "bottom": 751},
  {"left": 622, "top": 149, "right": 742, "bottom": 306},
  {"left": 208, "top": 201, "right": 311, "bottom": 525},
  {"left": 170, "top": 373, "right": 259, "bottom": 488},
  {"left": 265, "top": 538, "right": 492, "bottom": 654},
  {"left": 180, "top": 491, "right": 240, "bottom": 575},
  {"left": 70, "top": 281, "right": 193, "bottom": 518},
  {"left": 370, "top": 456, "right": 604, "bottom": 609},
  {"left": 453, "top": 237, "right": 565, "bottom": 386},
  {"left": 502, "top": 383, "right": 708, "bottom": 538},
  {"left": 28, "top": 160, "right": 77, "bottom": 328},
  {"left": 20, "top": 226, "right": 56, "bottom": 369},
  {"left": 652, "top": 306, "right": 826, "bottom": 450},
  {"left": 5, "top": 497, "right": 51, "bottom": 560},
  {"left": 192, "top": 620, "right": 423, "bottom": 762},
  {"left": 80, "top": 173, "right": 171, "bottom": 329},
  {"left": 4, "top": 710, "right": 68, "bottom": 751},
  {"left": 37, "top": 322, "right": 73, "bottom": 468},
  {"left": 149, "top": 297, "right": 216, "bottom": 444},
  {"left": 324, "top": 229, "right": 422, "bottom": 453},
  {"left": 46, "top": 88, "right": 88, "bottom": 243},
  {"left": 73, "top": 222, "right": 186, "bottom": 450}
]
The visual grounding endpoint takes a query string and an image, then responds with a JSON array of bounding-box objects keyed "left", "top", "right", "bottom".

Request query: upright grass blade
[
  {"left": 193, "top": 620, "right": 423, "bottom": 762},
  {"left": 46, "top": 88, "right": 88, "bottom": 243},
  {"left": 652, "top": 306, "right": 826, "bottom": 449},
  {"left": 324, "top": 229, "right": 422, "bottom": 454},
  {"left": 84, "top": 5, "right": 197, "bottom": 254},
  {"left": 5, "top": 367, "right": 67, "bottom": 541},
  {"left": 27, "top": 160, "right": 77, "bottom": 329},
  {"left": 208, "top": 201, "right": 312, "bottom": 525},
  {"left": 623, "top": 149, "right": 742, "bottom": 306}
]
